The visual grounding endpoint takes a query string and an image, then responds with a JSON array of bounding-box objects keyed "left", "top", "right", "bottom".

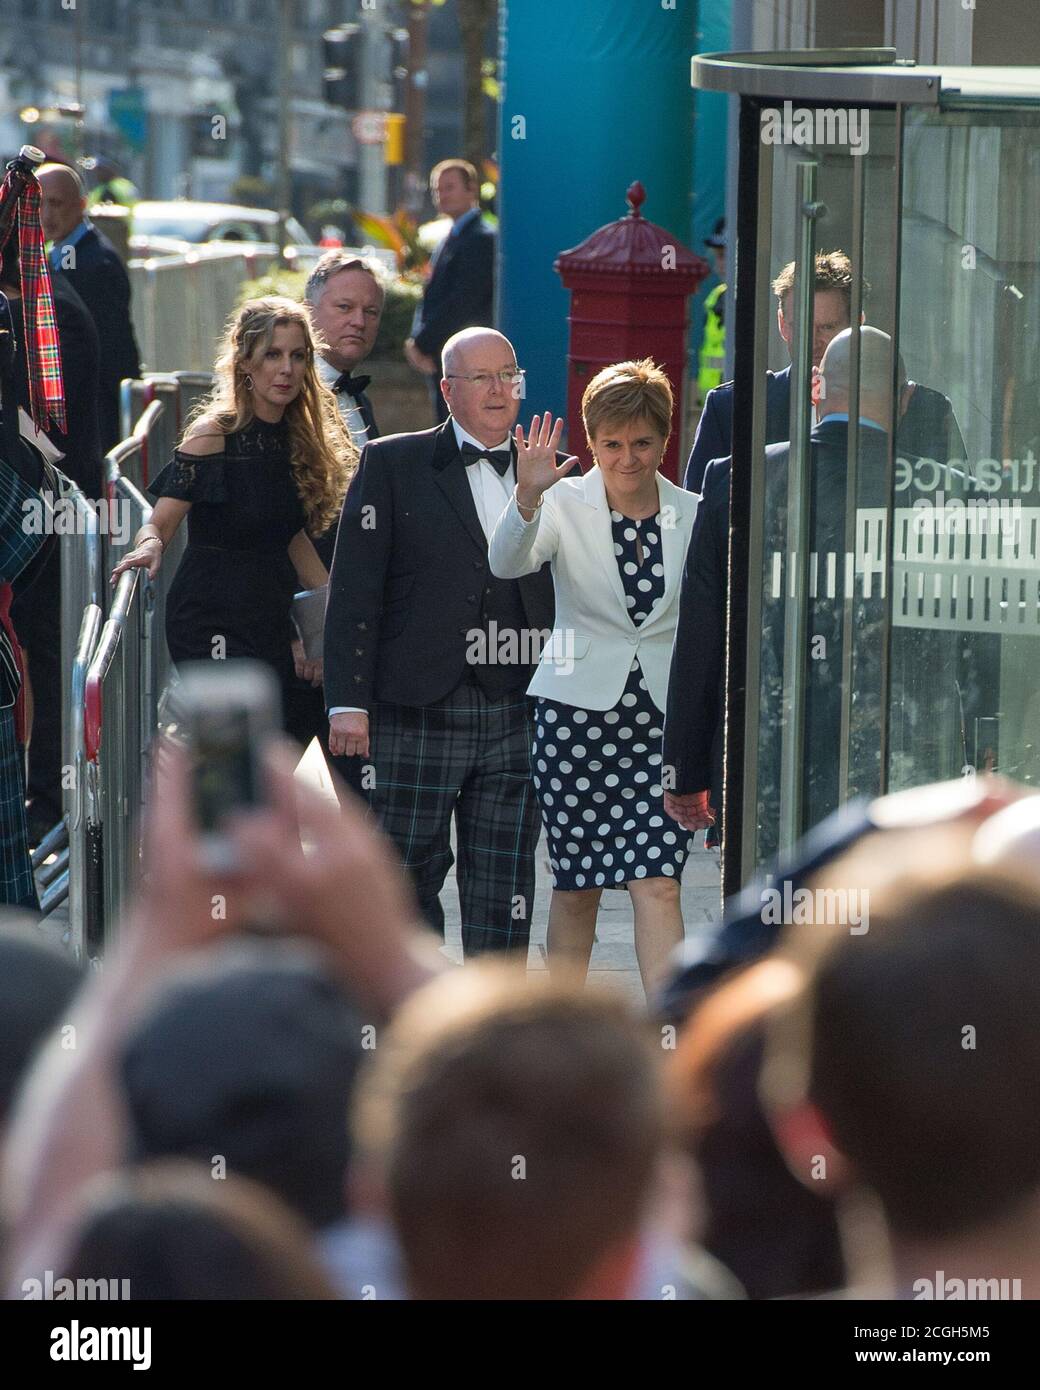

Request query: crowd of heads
[{"left": 0, "top": 756, "right": 1037, "bottom": 1301}]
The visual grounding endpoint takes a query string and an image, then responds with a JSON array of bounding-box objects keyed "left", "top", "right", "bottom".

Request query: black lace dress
[{"left": 148, "top": 417, "right": 306, "bottom": 699}]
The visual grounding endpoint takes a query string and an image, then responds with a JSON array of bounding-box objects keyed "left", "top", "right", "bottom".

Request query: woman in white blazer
[{"left": 490, "top": 359, "right": 698, "bottom": 994}]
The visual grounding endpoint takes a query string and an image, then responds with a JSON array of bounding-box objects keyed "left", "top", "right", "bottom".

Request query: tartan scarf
[{"left": 0, "top": 168, "right": 66, "bottom": 433}]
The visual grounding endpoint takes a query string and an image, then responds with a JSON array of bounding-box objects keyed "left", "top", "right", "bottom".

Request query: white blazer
[{"left": 488, "top": 465, "right": 698, "bottom": 712}]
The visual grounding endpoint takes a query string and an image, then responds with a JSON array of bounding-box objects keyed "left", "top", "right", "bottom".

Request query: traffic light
[
  {"left": 323, "top": 24, "right": 361, "bottom": 111},
  {"left": 385, "top": 113, "right": 406, "bottom": 166}
]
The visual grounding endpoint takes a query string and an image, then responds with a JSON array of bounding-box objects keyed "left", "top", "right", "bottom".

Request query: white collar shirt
[
  {"left": 451, "top": 417, "right": 515, "bottom": 542},
  {"left": 317, "top": 354, "right": 371, "bottom": 451}
]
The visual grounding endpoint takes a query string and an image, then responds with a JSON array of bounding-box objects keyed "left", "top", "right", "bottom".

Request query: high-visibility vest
[{"left": 698, "top": 282, "right": 727, "bottom": 398}]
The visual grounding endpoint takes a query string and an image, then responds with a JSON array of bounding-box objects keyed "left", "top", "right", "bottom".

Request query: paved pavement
[
  {"left": 300, "top": 741, "right": 723, "bottom": 1004},
  {"left": 40, "top": 740, "right": 722, "bottom": 987}
]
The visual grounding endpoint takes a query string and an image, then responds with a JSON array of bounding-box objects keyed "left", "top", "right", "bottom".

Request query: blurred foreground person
[
  {"left": 669, "top": 957, "right": 844, "bottom": 1299},
  {"left": 354, "top": 961, "right": 667, "bottom": 1300},
  {"left": 110, "top": 298, "right": 355, "bottom": 747},
  {"left": 1, "top": 738, "right": 445, "bottom": 1291},
  {"left": 765, "top": 857, "right": 1040, "bottom": 1300},
  {"left": 0, "top": 915, "right": 81, "bottom": 1137},
  {"left": 657, "top": 774, "right": 1024, "bottom": 1021},
  {"left": 119, "top": 944, "right": 364, "bottom": 1232},
  {"left": 51, "top": 1161, "right": 338, "bottom": 1300}
]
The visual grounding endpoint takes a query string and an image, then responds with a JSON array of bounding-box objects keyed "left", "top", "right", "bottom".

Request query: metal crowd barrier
[
  {"left": 65, "top": 602, "right": 102, "bottom": 957},
  {"left": 29, "top": 482, "right": 107, "bottom": 935},
  {"left": 50, "top": 391, "right": 193, "bottom": 957},
  {"left": 84, "top": 565, "right": 145, "bottom": 954},
  {"left": 129, "top": 248, "right": 270, "bottom": 374},
  {"left": 120, "top": 370, "right": 215, "bottom": 489},
  {"left": 78, "top": 435, "right": 153, "bottom": 952}
]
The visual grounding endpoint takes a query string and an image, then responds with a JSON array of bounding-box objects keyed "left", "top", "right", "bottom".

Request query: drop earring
[{"left": 243, "top": 374, "right": 254, "bottom": 391}]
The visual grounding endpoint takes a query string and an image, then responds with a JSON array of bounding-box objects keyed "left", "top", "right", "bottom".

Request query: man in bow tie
[
  {"left": 285, "top": 253, "right": 385, "bottom": 766},
  {"left": 324, "top": 327, "right": 560, "bottom": 957},
  {"left": 306, "top": 247, "right": 383, "bottom": 454}
]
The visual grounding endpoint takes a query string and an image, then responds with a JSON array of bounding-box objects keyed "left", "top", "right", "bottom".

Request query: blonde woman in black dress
[
  {"left": 110, "top": 297, "right": 355, "bottom": 743},
  {"left": 490, "top": 360, "right": 698, "bottom": 994}
]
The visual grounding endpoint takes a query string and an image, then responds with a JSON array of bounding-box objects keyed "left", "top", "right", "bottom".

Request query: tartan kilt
[{"left": 0, "top": 703, "right": 35, "bottom": 907}]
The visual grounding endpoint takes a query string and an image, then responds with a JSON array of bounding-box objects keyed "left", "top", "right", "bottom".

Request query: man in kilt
[{"left": 324, "top": 327, "right": 555, "bottom": 957}]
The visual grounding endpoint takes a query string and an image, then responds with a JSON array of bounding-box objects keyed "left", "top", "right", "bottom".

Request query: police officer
[{"left": 697, "top": 218, "right": 727, "bottom": 405}]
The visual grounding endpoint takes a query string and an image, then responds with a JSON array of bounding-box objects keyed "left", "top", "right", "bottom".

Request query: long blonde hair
[{"left": 186, "top": 296, "right": 357, "bottom": 537}]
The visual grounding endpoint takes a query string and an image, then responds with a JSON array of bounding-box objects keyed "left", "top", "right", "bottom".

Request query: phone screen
[{"left": 190, "top": 703, "right": 263, "bottom": 834}]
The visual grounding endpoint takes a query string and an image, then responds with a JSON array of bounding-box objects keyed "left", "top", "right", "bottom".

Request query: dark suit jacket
[
  {"left": 899, "top": 380, "right": 967, "bottom": 463},
  {"left": 4, "top": 276, "right": 102, "bottom": 499},
  {"left": 665, "top": 420, "right": 890, "bottom": 835},
  {"left": 685, "top": 363, "right": 965, "bottom": 493},
  {"left": 412, "top": 215, "right": 495, "bottom": 362},
  {"left": 663, "top": 454, "right": 729, "bottom": 808},
  {"left": 685, "top": 366, "right": 792, "bottom": 493},
  {"left": 324, "top": 420, "right": 554, "bottom": 709},
  {"left": 354, "top": 389, "right": 379, "bottom": 441},
  {"left": 55, "top": 225, "right": 141, "bottom": 452}
]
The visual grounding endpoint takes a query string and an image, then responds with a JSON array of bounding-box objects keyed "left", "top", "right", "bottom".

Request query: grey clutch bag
[{"left": 291, "top": 584, "right": 328, "bottom": 661}]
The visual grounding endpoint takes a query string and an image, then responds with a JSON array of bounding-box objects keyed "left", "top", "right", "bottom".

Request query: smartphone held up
[{"left": 171, "top": 660, "right": 282, "bottom": 875}]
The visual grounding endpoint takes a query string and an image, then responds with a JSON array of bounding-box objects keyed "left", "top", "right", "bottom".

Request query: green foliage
[
  {"left": 304, "top": 198, "right": 352, "bottom": 240},
  {"left": 238, "top": 266, "right": 424, "bottom": 362}
]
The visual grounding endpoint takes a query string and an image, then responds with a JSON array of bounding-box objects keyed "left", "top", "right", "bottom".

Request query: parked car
[{"left": 129, "top": 202, "right": 321, "bottom": 268}]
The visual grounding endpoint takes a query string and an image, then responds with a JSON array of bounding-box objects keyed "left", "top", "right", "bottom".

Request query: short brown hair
[
  {"left": 771, "top": 250, "right": 869, "bottom": 317},
  {"left": 581, "top": 358, "right": 674, "bottom": 450},
  {"left": 430, "top": 158, "right": 479, "bottom": 191},
  {"left": 769, "top": 859, "right": 1040, "bottom": 1240},
  {"left": 355, "top": 963, "right": 664, "bottom": 1300}
]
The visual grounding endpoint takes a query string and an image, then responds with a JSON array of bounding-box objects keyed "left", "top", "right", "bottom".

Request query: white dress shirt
[
  {"left": 451, "top": 418, "right": 515, "bottom": 539},
  {"left": 317, "top": 354, "right": 370, "bottom": 451},
  {"left": 328, "top": 416, "right": 514, "bottom": 718}
]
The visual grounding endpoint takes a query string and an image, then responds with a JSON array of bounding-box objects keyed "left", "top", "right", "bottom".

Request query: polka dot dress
[{"left": 532, "top": 510, "right": 695, "bottom": 890}]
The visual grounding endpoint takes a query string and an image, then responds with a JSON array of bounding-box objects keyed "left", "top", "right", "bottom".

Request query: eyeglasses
[{"left": 444, "top": 369, "right": 526, "bottom": 388}]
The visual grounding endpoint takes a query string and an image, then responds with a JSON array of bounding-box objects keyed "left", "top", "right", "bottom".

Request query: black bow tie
[
  {"left": 332, "top": 371, "right": 371, "bottom": 397},
  {"left": 460, "top": 441, "right": 513, "bottom": 477}
]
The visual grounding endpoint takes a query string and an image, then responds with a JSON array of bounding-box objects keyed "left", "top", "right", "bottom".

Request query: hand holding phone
[{"left": 175, "top": 660, "right": 282, "bottom": 876}]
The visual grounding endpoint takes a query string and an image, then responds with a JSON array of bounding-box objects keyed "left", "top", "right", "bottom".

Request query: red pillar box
[{"left": 555, "top": 182, "right": 709, "bottom": 482}]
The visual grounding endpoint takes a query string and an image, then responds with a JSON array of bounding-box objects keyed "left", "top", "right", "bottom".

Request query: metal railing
[
  {"left": 120, "top": 371, "right": 215, "bottom": 490},
  {"left": 84, "top": 565, "right": 144, "bottom": 953},
  {"left": 129, "top": 248, "right": 271, "bottom": 375},
  {"left": 50, "top": 377, "right": 214, "bottom": 956},
  {"left": 66, "top": 602, "right": 102, "bottom": 956}
]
